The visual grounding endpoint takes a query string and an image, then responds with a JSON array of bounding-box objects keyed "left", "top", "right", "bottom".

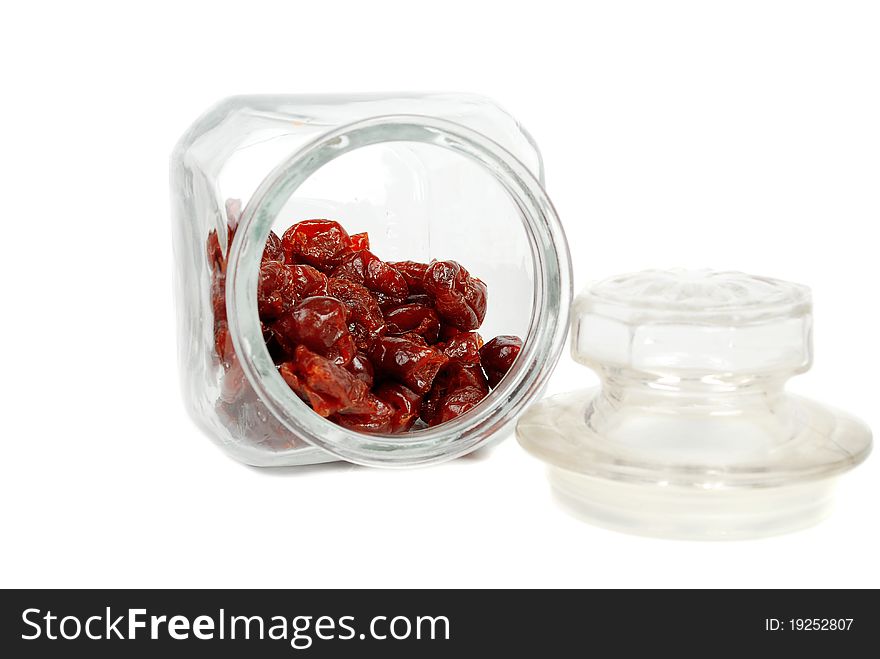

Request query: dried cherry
[
  {"left": 271, "top": 296, "right": 356, "bottom": 366},
  {"left": 438, "top": 323, "right": 464, "bottom": 342},
  {"left": 402, "top": 293, "right": 433, "bottom": 306},
  {"left": 398, "top": 331, "right": 429, "bottom": 347},
  {"left": 279, "top": 346, "right": 370, "bottom": 417},
  {"left": 423, "top": 260, "right": 488, "bottom": 331},
  {"left": 262, "top": 321, "right": 288, "bottom": 364},
  {"left": 332, "top": 249, "right": 409, "bottom": 305},
  {"left": 211, "top": 269, "right": 227, "bottom": 320},
  {"left": 425, "top": 387, "right": 487, "bottom": 426},
  {"left": 439, "top": 332, "right": 483, "bottom": 365},
  {"left": 350, "top": 232, "right": 370, "bottom": 251},
  {"left": 384, "top": 303, "right": 441, "bottom": 344},
  {"left": 281, "top": 219, "right": 353, "bottom": 270},
  {"left": 263, "top": 230, "right": 284, "bottom": 263},
  {"left": 327, "top": 278, "right": 386, "bottom": 350},
  {"left": 445, "top": 362, "right": 490, "bottom": 393},
  {"left": 345, "top": 352, "right": 375, "bottom": 388},
  {"left": 213, "top": 319, "right": 234, "bottom": 369},
  {"left": 330, "top": 393, "right": 394, "bottom": 433},
  {"left": 257, "top": 260, "right": 298, "bottom": 320},
  {"left": 480, "top": 335, "right": 523, "bottom": 387},
  {"left": 420, "top": 363, "right": 490, "bottom": 426},
  {"left": 289, "top": 263, "right": 329, "bottom": 298},
  {"left": 367, "top": 335, "right": 449, "bottom": 394},
  {"left": 211, "top": 213, "right": 525, "bottom": 434},
  {"left": 388, "top": 261, "right": 429, "bottom": 294},
  {"left": 207, "top": 200, "right": 242, "bottom": 272},
  {"left": 206, "top": 229, "right": 225, "bottom": 273},
  {"left": 374, "top": 382, "right": 423, "bottom": 433}
]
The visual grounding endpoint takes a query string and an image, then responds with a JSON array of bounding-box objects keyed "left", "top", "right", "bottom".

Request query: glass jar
[{"left": 171, "top": 93, "right": 572, "bottom": 467}]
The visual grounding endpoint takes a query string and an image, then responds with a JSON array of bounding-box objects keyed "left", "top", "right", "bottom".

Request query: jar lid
[{"left": 517, "top": 268, "right": 872, "bottom": 539}]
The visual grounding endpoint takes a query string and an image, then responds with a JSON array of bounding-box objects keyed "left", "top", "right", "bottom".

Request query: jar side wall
[
  {"left": 171, "top": 103, "right": 334, "bottom": 465},
  {"left": 170, "top": 142, "right": 221, "bottom": 437}
]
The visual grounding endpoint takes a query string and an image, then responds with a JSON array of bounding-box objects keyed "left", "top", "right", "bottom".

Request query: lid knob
[{"left": 573, "top": 269, "right": 812, "bottom": 377}]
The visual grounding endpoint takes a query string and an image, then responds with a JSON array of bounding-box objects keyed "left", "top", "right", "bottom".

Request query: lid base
[
  {"left": 518, "top": 388, "right": 870, "bottom": 539},
  {"left": 548, "top": 467, "right": 836, "bottom": 540}
]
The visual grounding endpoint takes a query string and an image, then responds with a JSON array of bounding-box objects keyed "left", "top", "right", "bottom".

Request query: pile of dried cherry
[{"left": 211, "top": 216, "right": 522, "bottom": 434}]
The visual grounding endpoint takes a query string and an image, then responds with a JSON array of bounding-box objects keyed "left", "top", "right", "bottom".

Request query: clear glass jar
[{"left": 171, "top": 93, "right": 572, "bottom": 467}]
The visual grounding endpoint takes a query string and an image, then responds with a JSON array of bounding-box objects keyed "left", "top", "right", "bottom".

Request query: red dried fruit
[
  {"left": 404, "top": 293, "right": 433, "bottom": 306},
  {"left": 399, "top": 332, "right": 429, "bottom": 346},
  {"left": 257, "top": 260, "right": 298, "bottom": 320},
  {"left": 214, "top": 319, "right": 234, "bottom": 368},
  {"left": 271, "top": 296, "right": 356, "bottom": 366},
  {"left": 350, "top": 232, "right": 370, "bottom": 251},
  {"left": 438, "top": 323, "right": 464, "bottom": 342},
  {"left": 426, "top": 387, "right": 488, "bottom": 426},
  {"left": 389, "top": 261, "right": 429, "bottom": 294},
  {"left": 367, "top": 335, "right": 449, "bottom": 394},
  {"left": 210, "top": 249, "right": 233, "bottom": 369},
  {"left": 207, "top": 229, "right": 224, "bottom": 272},
  {"left": 439, "top": 332, "right": 483, "bottom": 364},
  {"left": 374, "top": 382, "right": 423, "bottom": 433},
  {"left": 212, "top": 211, "right": 519, "bottom": 436},
  {"left": 384, "top": 303, "right": 441, "bottom": 344},
  {"left": 379, "top": 294, "right": 433, "bottom": 313},
  {"left": 281, "top": 219, "right": 353, "bottom": 270},
  {"left": 346, "top": 352, "right": 375, "bottom": 388},
  {"left": 208, "top": 232, "right": 236, "bottom": 273},
  {"left": 423, "top": 260, "right": 488, "bottom": 331},
  {"left": 332, "top": 250, "right": 409, "bottom": 305},
  {"left": 421, "top": 363, "right": 490, "bottom": 426},
  {"left": 211, "top": 269, "right": 227, "bottom": 320},
  {"left": 330, "top": 393, "right": 394, "bottom": 433},
  {"left": 289, "top": 263, "right": 329, "bottom": 298},
  {"left": 327, "top": 278, "right": 386, "bottom": 350},
  {"left": 446, "top": 362, "right": 490, "bottom": 392},
  {"left": 262, "top": 322, "right": 287, "bottom": 364},
  {"left": 480, "top": 335, "right": 523, "bottom": 387},
  {"left": 207, "top": 201, "right": 242, "bottom": 272},
  {"left": 263, "top": 230, "right": 284, "bottom": 263},
  {"left": 279, "top": 346, "right": 370, "bottom": 417}
]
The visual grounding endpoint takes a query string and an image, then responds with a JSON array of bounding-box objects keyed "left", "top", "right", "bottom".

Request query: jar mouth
[{"left": 226, "top": 115, "right": 572, "bottom": 466}]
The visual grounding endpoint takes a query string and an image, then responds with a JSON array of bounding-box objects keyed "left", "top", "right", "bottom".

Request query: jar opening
[{"left": 226, "top": 115, "right": 571, "bottom": 466}]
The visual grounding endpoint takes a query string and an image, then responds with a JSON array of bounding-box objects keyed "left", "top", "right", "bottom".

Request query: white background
[{"left": 2, "top": 1, "right": 878, "bottom": 588}]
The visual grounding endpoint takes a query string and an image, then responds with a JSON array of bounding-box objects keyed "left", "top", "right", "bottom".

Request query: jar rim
[{"left": 226, "top": 114, "right": 572, "bottom": 466}]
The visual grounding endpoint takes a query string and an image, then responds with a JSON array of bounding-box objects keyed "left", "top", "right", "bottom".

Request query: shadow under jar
[{"left": 171, "top": 94, "right": 572, "bottom": 467}]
